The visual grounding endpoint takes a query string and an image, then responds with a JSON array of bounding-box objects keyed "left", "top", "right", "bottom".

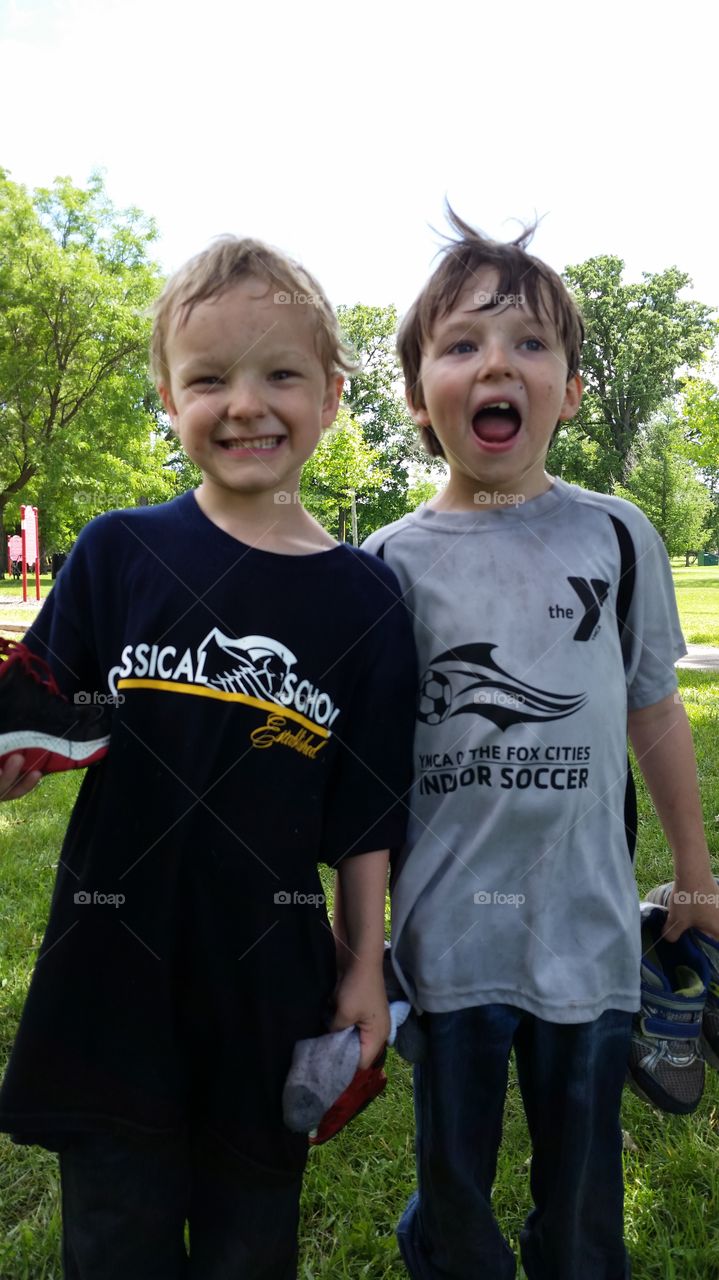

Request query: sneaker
[
  {"left": 0, "top": 638, "right": 111, "bottom": 776},
  {"left": 645, "top": 881, "right": 719, "bottom": 1070},
  {"left": 627, "top": 903, "right": 709, "bottom": 1114}
]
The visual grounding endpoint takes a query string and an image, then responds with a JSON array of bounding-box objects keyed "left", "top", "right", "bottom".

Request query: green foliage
[
  {"left": 300, "top": 407, "right": 389, "bottom": 541},
  {"left": 337, "top": 304, "right": 442, "bottom": 536},
  {"left": 563, "top": 256, "right": 718, "bottom": 483},
  {"left": 681, "top": 372, "right": 719, "bottom": 469},
  {"left": 0, "top": 169, "right": 174, "bottom": 553},
  {"left": 680, "top": 372, "right": 719, "bottom": 549},
  {"left": 614, "top": 409, "right": 712, "bottom": 554},
  {"left": 546, "top": 421, "right": 612, "bottom": 490}
]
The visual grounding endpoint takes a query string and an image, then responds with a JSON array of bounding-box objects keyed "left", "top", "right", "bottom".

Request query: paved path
[{"left": 677, "top": 645, "right": 719, "bottom": 671}]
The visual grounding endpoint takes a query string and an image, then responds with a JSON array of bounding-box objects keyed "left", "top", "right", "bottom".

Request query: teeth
[
  {"left": 220, "top": 436, "right": 283, "bottom": 449},
  {"left": 484, "top": 401, "right": 512, "bottom": 411}
]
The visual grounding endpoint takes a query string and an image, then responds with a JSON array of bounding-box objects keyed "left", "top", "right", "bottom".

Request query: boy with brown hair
[
  {"left": 0, "top": 237, "right": 416, "bottom": 1278},
  {"left": 363, "top": 209, "right": 719, "bottom": 1279}
]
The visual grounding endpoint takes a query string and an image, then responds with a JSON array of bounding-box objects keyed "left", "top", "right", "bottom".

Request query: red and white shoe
[{"left": 0, "top": 638, "right": 111, "bottom": 776}]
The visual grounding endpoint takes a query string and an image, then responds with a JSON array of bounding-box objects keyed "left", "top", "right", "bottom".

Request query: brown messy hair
[
  {"left": 150, "top": 236, "right": 356, "bottom": 388},
  {"left": 397, "top": 207, "right": 584, "bottom": 458}
]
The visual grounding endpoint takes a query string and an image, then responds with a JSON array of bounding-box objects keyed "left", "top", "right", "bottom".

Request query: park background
[{"left": 2, "top": 0, "right": 719, "bottom": 1275}]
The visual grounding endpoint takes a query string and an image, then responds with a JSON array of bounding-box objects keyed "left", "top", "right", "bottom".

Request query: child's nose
[
  {"left": 477, "top": 337, "right": 514, "bottom": 379},
  {"left": 227, "top": 377, "right": 267, "bottom": 419}
]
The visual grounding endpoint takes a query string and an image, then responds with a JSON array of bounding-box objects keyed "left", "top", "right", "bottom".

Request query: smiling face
[
  {"left": 159, "top": 278, "right": 342, "bottom": 509},
  {"left": 410, "top": 268, "right": 582, "bottom": 507}
]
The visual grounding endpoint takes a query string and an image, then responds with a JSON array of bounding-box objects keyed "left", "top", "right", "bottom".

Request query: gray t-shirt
[{"left": 364, "top": 479, "right": 686, "bottom": 1022}]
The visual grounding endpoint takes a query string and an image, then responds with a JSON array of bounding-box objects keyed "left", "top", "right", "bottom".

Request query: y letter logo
[{"left": 567, "top": 578, "right": 610, "bottom": 641}]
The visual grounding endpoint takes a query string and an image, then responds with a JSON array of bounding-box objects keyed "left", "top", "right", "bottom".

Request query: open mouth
[
  {"left": 472, "top": 402, "right": 522, "bottom": 445},
  {"left": 217, "top": 435, "right": 286, "bottom": 451}
]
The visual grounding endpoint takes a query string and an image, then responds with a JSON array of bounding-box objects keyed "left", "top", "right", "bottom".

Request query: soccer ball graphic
[{"left": 418, "top": 669, "right": 452, "bottom": 725}]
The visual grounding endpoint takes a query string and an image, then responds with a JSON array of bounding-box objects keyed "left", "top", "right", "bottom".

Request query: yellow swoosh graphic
[{"left": 117, "top": 679, "right": 331, "bottom": 737}]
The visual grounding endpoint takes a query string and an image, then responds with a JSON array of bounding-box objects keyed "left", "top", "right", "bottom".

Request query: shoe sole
[
  {"left": 625, "top": 1067, "right": 703, "bottom": 1115},
  {"left": 0, "top": 730, "right": 109, "bottom": 773}
]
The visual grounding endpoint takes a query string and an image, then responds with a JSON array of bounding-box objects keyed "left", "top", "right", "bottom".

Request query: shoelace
[{"left": 0, "top": 637, "right": 63, "bottom": 698}]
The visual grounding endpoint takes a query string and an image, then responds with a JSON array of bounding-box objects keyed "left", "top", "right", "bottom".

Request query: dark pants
[
  {"left": 397, "top": 1005, "right": 632, "bottom": 1280},
  {"left": 60, "top": 1127, "right": 305, "bottom": 1279}
]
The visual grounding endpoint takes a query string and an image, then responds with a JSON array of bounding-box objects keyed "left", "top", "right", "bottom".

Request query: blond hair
[{"left": 150, "top": 236, "right": 355, "bottom": 387}]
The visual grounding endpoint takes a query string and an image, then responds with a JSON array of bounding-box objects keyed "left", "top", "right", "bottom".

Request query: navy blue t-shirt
[{"left": 0, "top": 492, "right": 417, "bottom": 1170}]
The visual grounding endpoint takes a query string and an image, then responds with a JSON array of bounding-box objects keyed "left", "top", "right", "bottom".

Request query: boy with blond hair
[
  {"left": 0, "top": 238, "right": 416, "bottom": 1278},
  {"left": 364, "top": 210, "right": 719, "bottom": 1280}
]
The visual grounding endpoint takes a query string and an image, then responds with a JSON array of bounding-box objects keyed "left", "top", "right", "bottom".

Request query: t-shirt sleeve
[
  {"left": 23, "top": 524, "right": 104, "bottom": 700},
  {"left": 319, "top": 579, "right": 418, "bottom": 864},
  {"left": 623, "top": 511, "right": 686, "bottom": 711}
]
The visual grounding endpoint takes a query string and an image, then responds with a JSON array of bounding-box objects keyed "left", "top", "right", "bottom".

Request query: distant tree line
[{"left": 1, "top": 170, "right": 717, "bottom": 568}]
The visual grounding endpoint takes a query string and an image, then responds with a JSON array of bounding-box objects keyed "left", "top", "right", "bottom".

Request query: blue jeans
[
  {"left": 397, "top": 1005, "right": 632, "bottom": 1280},
  {"left": 60, "top": 1126, "right": 304, "bottom": 1279}
]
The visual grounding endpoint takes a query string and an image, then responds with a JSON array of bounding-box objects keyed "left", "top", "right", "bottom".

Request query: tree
[
  {"left": 337, "top": 304, "right": 442, "bottom": 535},
  {"left": 300, "top": 407, "right": 389, "bottom": 542},
  {"left": 681, "top": 370, "right": 719, "bottom": 552},
  {"left": 681, "top": 371, "right": 719, "bottom": 470},
  {"left": 561, "top": 256, "right": 717, "bottom": 485},
  {"left": 614, "top": 409, "right": 712, "bottom": 555},
  {"left": 0, "top": 170, "right": 173, "bottom": 557}
]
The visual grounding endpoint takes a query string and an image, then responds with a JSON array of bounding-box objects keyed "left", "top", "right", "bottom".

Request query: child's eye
[
  {"left": 521, "top": 338, "right": 546, "bottom": 352},
  {"left": 191, "top": 376, "right": 222, "bottom": 387},
  {"left": 448, "top": 341, "right": 476, "bottom": 356},
  {"left": 270, "top": 369, "right": 300, "bottom": 381}
]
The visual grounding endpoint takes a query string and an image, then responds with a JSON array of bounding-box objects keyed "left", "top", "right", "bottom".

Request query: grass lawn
[
  {"left": 1, "top": 670, "right": 718, "bottom": 1277},
  {"left": 671, "top": 567, "right": 719, "bottom": 646}
]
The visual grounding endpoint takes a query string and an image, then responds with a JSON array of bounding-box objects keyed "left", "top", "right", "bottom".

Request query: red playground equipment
[{"left": 6, "top": 507, "right": 41, "bottom": 602}]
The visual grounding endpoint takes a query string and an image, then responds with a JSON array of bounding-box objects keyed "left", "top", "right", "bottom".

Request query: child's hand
[
  {"left": 665, "top": 871, "right": 719, "bottom": 941},
  {"left": 331, "top": 966, "right": 390, "bottom": 1069},
  {"left": 0, "top": 754, "right": 42, "bottom": 802}
]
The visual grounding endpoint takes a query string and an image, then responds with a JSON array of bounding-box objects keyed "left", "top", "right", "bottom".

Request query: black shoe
[{"left": 627, "top": 904, "right": 708, "bottom": 1114}]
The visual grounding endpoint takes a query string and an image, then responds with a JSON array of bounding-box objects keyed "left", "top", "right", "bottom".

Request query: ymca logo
[{"left": 567, "top": 577, "right": 610, "bottom": 641}]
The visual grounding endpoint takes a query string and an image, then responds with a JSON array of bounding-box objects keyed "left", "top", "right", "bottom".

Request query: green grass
[
  {"left": 671, "top": 568, "right": 719, "bottom": 646},
  {"left": 1, "top": 680, "right": 719, "bottom": 1277}
]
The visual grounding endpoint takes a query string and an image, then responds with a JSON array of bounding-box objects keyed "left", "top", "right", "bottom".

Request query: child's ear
[
  {"left": 560, "top": 373, "right": 583, "bottom": 422},
  {"left": 158, "top": 383, "right": 178, "bottom": 430},
  {"left": 405, "top": 387, "right": 430, "bottom": 428},
  {"left": 321, "top": 374, "right": 344, "bottom": 429}
]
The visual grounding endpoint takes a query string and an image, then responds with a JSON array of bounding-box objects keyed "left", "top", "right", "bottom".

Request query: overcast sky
[{"left": 2, "top": 0, "right": 718, "bottom": 325}]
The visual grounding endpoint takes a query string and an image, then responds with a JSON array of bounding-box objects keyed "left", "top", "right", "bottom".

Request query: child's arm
[
  {"left": 629, "top": 691, "right": 719, "bottom": 940},
  {"left": 330, "top": 849, "right": 390, "bottom": 1069},
  {"left": 0, "top": 755, "right": 42, "bottom": 802}
]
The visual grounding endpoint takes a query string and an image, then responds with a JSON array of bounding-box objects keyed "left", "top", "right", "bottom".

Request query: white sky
[{"left": 2, "top": 0, "right": 719, "bottom": 323}]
